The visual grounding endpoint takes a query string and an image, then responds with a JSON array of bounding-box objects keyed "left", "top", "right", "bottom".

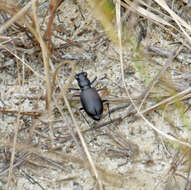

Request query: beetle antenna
[{"left": 81, "top": 62, "right": 84, "bottom": 72}]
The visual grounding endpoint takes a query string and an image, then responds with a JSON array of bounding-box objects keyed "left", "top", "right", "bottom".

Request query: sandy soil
[{"left": 1, "top": 0, "right": 191, "bottom": 190}]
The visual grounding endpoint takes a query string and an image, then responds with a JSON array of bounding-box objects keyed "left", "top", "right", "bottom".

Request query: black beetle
[{"left": 73, "top": 72, "right": 104, "bottom": 121}]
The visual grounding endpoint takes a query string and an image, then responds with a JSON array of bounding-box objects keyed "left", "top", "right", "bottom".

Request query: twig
[
  {"left": 61, "top": 52, "right": 97, "bottom": 61},
  {"left": 148, "top": 46, "right": 191, "bottom": 64},
  {"left": 138, "top": 46, "right": 182, "bottom": 111},
  {"left": 140, "top": 86, "right": 191, "bottom": 115},
  {"left": 0, "top": 152, "right": 29, "bottom": 176},
  {"left": 59, "top": 117, "right": 122, "bottom": 143},
  {"left": 39, "top": 156, "right": 66, "bottom": 170},
  {"left": 0, "top": 0, "right": 36, "bottom": 33},
  {"left": 0, "top": 109, "right": 41, "bottom": 117},
  {"left": 20, "top": 169, "right": 45, "bottom": 190}
]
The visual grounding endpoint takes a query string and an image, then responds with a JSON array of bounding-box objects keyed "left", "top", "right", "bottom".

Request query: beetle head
[
  {"left": 75, "top": 72, "right": 87, "bottom": 80},
  {"left": 75, "top": 72, "right": 90, "bottom": 89}
]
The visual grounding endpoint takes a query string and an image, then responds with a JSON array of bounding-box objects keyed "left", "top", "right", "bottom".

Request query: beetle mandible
[{"left": 74, "top": 72, "right": 104, "bottom": 121}]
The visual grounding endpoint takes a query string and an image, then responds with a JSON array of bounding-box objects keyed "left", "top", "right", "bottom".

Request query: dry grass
[{"left": 0, "top": 0, "right": 191, "bottom": 189}]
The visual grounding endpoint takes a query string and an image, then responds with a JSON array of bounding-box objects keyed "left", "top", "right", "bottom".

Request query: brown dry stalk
[
  {"left": 6, "top": 61, "right": 23, "bottom": 190},
  {"left": 62, "top": 94, "right": 104, "bottom": 190},
  {"left": 52, "top": 60, "right": 76, "bottom": 96},
  {"left": 0, "top": 109, "right": 41, "bottom": 117},
  {"left": 52, "top": 60, "right": 103, "bottom": 189},
  {"left": 31, "top": 1, "right": 54, "bottom": 146}
]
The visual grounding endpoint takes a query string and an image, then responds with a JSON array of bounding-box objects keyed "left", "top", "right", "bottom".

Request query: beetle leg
[
  {"left": 79, "top": 107, "right": 91, "bottom": 127},
  {"left": 102, "top": 100, "right": 112, "bottom": 121},
  {"left": 68, "top": 88, "right": 80, "bottom": 92},
  {"left": 90, "top": 76, "right": 97, "bottom": 85},
  {"left": 69, "top": 88, "right": 80, "bottom": 97},
  {"left": 106, "top": 102, "right": 112, "bottom": 121},
  {"left": 72, "top": 94, "right": 80, "bottom": 97}
]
